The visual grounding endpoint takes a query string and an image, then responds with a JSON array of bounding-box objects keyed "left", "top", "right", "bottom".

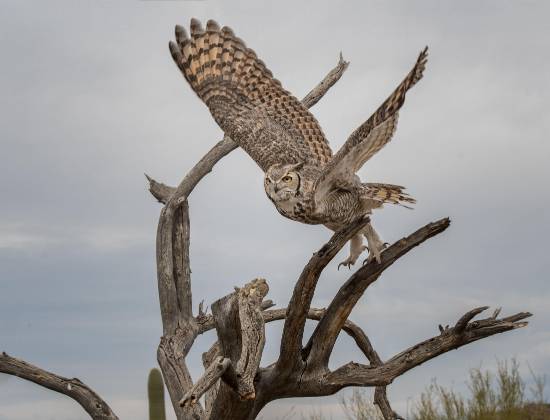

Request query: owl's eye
[{"left": 282, "top": 175, "right": 292, "bottom": 183}]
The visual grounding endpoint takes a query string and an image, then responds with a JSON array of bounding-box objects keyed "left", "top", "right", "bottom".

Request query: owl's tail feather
[
  {"left": 169, "top": 19, "right": 280, "bottom": 106},
  {"left": 362, "top": 183, "right": 416, "bottom": 209}
]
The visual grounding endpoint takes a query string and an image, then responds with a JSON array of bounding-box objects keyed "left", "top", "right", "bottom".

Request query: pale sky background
[{"left": 1, "top": 1, "right": 549, "bottom": 419}]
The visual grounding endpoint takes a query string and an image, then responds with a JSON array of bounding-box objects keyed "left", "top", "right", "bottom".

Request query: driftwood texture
[{"left": 0, "top": 53, "right": 532, "bottom": 420}]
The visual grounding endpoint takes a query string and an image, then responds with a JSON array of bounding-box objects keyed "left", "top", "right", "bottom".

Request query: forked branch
[
  {"left": 304, "top": 218, "right": 451, "bottom": 368},
  {"left": 323, "top": 307, "right": 531, "bottom": 390},
  {"left": 277, "top": 216, "right": 371, "bottom": 374}
]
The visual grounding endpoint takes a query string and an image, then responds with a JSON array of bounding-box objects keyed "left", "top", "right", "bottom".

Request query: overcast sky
[{"left": 1, "top": 1, "right": 549, "bottom": 419}]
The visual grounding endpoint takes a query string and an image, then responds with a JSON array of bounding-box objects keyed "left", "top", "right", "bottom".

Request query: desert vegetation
[{"left": 285, "top": 359, "right": 549, "bottom": 420}]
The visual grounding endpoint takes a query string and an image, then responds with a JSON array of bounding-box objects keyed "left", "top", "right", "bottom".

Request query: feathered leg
[
  {"left": 363, "top": 222, "right": 387, "bottom": 264},
  {"left": 338, "top": 234, "right": 368, "bottom": 270}
]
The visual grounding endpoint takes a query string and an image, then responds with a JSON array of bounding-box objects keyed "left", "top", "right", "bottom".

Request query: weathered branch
[
  {"left": 304, "top": 218, "right": 451, "bottom": 369},
  {"left": 277, "top": 216, "right": 371, "bottom": 375},
  {"left": 301, "top": 52, "right": 349, "bottom": 109},
  {"left": 155, "top": 171, "right": 205, "bottom": 418},
  {"left": 0, "top": 352, "right": 118, "bottom": 420},
  {"left": 179, "top": 356, "right": 232, "bottom": 407},
  {"left": 211, "top": 279, "right": 268, "bottom": 400},
  {"left": 455, "top": 305, "right": 489, "bottom": 333},
  {"left": 323, "top": 307, "right": 531, "bottom": 390},
  {"left": 148, "top": 136, "right": 238, "bottom": 205},
  {"left": 264, "top": 304, "right": 401, "bottom": 419},
  {"left": 202, "top": 343, "right": 222, "bottom": 417},
  {"left": 262, "top": 307, "right": 377, "bottom": 360},
  {"left": 374, "top": 387, "right": 404, "bottom": 420}
]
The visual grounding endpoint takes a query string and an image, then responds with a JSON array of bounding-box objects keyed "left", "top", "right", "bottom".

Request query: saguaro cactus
[{"left": 148, "top": 368, "right": 166, "bottom": 420}]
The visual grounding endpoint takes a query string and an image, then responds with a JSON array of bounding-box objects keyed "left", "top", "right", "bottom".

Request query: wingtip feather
[
  {"left": 206, "top": 19, "right": 220, "bottom": 32},
  {"left": 190, "top": 18, "right": 204, "bottom": 35}
]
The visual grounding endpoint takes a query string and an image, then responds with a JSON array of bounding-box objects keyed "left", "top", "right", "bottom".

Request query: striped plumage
[
  {"left": 169, "top": 19, "right": 427, "bottom": 267},
  {"left": 169, "top": 19, "right": 332, "bottom": 171}
]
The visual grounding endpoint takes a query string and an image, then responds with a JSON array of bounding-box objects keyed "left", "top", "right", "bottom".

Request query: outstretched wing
[
  {"left": 169, "top": 19, "right": 332, "bottom": 172},
  {"left": 313, "top": 48, "right": 428, "bottom": 200},
  {"left": 361, "top": 183, "right": 416, "bottom": 210}
]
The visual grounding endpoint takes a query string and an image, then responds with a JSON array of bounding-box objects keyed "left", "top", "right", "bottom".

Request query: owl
[{"left": 169, "top": 19, "right": 427, "bottom": 268}]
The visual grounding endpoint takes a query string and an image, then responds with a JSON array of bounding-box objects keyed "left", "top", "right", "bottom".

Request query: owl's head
[{"left": 264, "top": 162, "right": 304, "bottom": 202}]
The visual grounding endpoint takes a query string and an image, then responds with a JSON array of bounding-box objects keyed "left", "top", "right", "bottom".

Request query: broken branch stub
[{"left": 211, "top": 278, "right": 268, "bottom": 399}]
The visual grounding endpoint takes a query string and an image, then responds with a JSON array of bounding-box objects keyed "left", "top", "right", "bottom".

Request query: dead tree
[{"left": 0, "top": 55, "right": 531, "bottom": 420}]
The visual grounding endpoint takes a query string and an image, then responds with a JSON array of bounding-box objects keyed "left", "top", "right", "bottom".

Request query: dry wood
[
  {"left": 201, "top": 343, "right": 222, "bottom": 417},
  {"left": 277, "top": 216, "right": 370, "bottom": 375},
  {"left": 323, "top": 307, "right": 531, "bottom": 390},
  {"left": 304, "top": 218, "right": 451, "bottom": 369},
  {"left": 179, "top": 356, "right": 232, "bottom": 407},
  {"left": 211, "top": 279, "right": 268, "bottom": 400},
  {"left": 0, "top": 352, "right": 118, "bottom": 420}
]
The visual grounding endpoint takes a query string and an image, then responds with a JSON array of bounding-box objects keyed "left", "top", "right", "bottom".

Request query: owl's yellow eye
[{"left": 282, "top": 175, "right": 292, "bottom": 183}]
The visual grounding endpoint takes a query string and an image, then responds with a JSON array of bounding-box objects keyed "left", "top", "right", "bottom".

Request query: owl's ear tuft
[{"left": 288, "top": 161, "right": 305, "bottom": 172}]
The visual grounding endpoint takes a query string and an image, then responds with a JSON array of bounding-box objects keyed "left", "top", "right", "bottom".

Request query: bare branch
[
  {"left": 455, "top": 306, "right": 489, "bottom": 333},
  {"left": 260, "top": 299, "right": 275, "bottom": 310},
  {"left": 304, "top": 218, "right": 451, "bottom": 369},
  {"left": 323, "top": 308, "right": 532, "bottom": 390},
  {"left": 179, "top": 357, "right": 232, "bottom": 407},
  {"left": 202, "top": 343, "right": 222, "bottom": 417},
  {"left": 277, "top": 217, "right": 371, "bottom": 375},
  {"left": 157, "top": 332, "right": 204, "bottom": 420},
  {"left": 0, "top": 352, "right": 118, "bottom": 420},
  {"left": 236, "top": 280, "right": 269, "bottom": 399},
  {"left": 145, "top": 173, "right": 176, "bottom": 204},
  {"left": 301, "top": 52, "right": 349, "bottom": 108},
  {"left": 156, "top": 194, "right": 202, "bottom": 417},
  {"left": 211, "top": 279, "right": 268, "bottom": 399},
  {"left": 374, "top": 387, "right": 404, "bottom": 420},
  {"left": 263, "top": 307, "right": 378, "bottom": 362}
]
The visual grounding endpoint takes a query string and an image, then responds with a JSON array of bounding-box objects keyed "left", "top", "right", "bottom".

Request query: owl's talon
[
  {"left": 362, "top": 253, "right": 382, "bottom": 265},
  {"left": 338, "top": 240, "right": 366, "bottom": 269},
  {"left": 337, "top": 261, "right": 352, "bottom": 270}
]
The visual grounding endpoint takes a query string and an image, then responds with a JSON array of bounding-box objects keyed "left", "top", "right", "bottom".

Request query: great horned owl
[{"left": 169, "top": 19, "right": 427, "bottom": 268}]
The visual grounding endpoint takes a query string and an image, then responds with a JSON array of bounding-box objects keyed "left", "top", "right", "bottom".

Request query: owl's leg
[
  {"left": 337, "top": 234, "right": 368, "bottom": 270},
  {"left": 362, "top": 222, "right": 387, "bottom": 264}
]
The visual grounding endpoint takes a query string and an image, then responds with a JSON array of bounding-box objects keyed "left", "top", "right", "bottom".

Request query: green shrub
[{"left": 331, "top": 359, "right": 548, "bottom": 420}]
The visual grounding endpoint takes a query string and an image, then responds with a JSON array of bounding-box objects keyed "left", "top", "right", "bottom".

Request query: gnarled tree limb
[
  {"left": 211, "top": 279, "right": 268, "bottom": 400},
  {"left": 179, "top": 356, "right": 232, "bottom": 407},
  {"left": 323, "top": 307, "right": 531, "bottom": 390},
  {"left": 0, "top": 352, "right": 118, "bottom": 420},
  {"left": 276, "top": 216, "right": 371, "bottom": 375},
  {"left": 304, "top": 218, "right": 451, "bottom": 369},
  {"left": 301, "top": 52, "right": 349, "bottom": 108}
]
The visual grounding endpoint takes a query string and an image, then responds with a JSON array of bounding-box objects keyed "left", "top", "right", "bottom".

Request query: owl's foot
[
  {"left": 338, "top": 234, "right": 367, "bottom": 270},
  {"left": 362, "top": 222, "right": 387, "bottom": 264},
  {"left": 338, "top": 246, "right": 368, "bottom": 270},
  {"left": 363, "top": 242, "right": 389, "bottom": 265}
]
